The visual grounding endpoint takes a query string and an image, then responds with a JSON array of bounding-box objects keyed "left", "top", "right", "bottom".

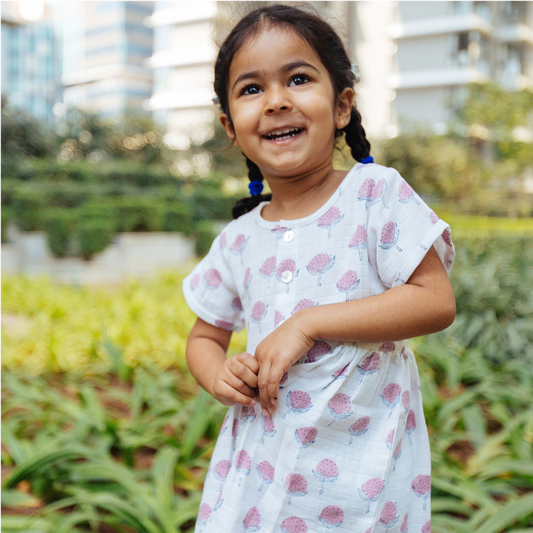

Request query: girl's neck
[{"left": 260, "top": 163, "right": 347, "bottom": 222}]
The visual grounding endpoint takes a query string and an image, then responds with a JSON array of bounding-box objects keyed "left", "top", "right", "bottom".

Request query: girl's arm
[
  {"left": 254, "top": 246, "right": 456, "bottom": 415},
  {"left": 186, "top": 318, "right": 259, "bottom": 407}
]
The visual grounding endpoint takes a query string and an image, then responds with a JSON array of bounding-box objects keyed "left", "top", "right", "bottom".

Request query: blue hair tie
[
  {"left": 361, "top": 156, "right": 374, "bottom": 164},
  {"left": 248, "top": 180, "right": 264, "bottom": 196}
]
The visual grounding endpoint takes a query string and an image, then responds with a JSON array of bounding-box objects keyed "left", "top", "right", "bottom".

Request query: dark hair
[{"left": 214, "top": 4, "right": 371, "bottom": 219}]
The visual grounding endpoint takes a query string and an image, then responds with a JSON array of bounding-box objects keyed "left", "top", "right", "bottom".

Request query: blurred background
[{"left": 1, "top": 1, "right": 533, "bottom": 532}]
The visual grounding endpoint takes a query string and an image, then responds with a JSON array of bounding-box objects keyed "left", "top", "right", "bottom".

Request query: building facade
[
  {"left": 1, "top": 1, "right": 62, "bottom": 121},
  {"left": 389, "top": 1, "right": 533, "bottom": 130},
  {"left": 60, "top": 1, "right": 154, "bottom": 116}
]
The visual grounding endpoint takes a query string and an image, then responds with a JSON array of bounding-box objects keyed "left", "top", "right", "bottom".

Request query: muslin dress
[{"left": 183, "top": 162, "right": 454, "bottom": 533}]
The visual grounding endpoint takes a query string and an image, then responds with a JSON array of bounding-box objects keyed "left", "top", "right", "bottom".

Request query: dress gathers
[{"left": 183, "top": 162, "right": 454, "bottom": 533}]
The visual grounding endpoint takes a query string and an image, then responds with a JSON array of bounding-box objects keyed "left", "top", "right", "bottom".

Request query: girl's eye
[
  {"left": 241, "top": 84, "right": 262, "bottom": 96},
  {"left": 290, "top": 74, "right": 310, "bottom": 86}
]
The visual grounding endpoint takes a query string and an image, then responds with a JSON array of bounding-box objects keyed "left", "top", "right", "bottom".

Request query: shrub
[
  {"left": 41, "top": 209, "right": 74, "bottom": 258},
  {"left": 1, "top": 206, "right": 13, "bottom": 243},
  {"left": 110, "top": 197, "right": 166, "bottom": 232},
  {"left": 11, "top": 185, "right": 50, "bottom": 231},
  {"left": 163, "top": 203, "right": 194, "bottom": 235},
  {"left": 194, "top": 221, "right": 217, "bottom": 257},
  {"left": 76, "top": 218, "right": 115, "bottom": 260}
]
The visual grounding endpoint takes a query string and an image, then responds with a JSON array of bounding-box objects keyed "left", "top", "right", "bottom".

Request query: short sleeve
[
  {"left": 365, "top": 167, "right": 455, "bottom": 288},
  {"left": 183, "top": 229, "right": 245, "bottom": 332}
]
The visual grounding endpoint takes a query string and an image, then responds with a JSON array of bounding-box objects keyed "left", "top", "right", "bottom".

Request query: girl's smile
[{"left": 220, "top": 26, "right": 353, "bottom": 190}]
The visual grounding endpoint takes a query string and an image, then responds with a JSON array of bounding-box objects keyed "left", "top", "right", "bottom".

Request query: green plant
[
  {"left": 42, "top": 209, "right": 74, "bottom": 258},
  {"left": 11, "top": 185, "right": 50, "bottom": 231},
  {"left": 163, "top": 204, "right": 195, "bottom": 236},
  {"left": 194, "top": 221, "right": 217, "bottom": 257},
  {"left": 2, "top": 206, "right": 13, "bottom": 243},
  {"left": 76, "top": 218, "right": 115, "bottom": 260}
]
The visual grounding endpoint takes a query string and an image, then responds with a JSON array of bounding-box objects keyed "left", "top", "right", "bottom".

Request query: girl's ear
[
  {"left": 335, "top": 87, "right": 355, "bottom": 129},
  {"left": 220, "top": 113, "right": 239, "bottom": 147}
]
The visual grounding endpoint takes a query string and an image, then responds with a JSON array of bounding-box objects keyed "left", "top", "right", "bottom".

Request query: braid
[
  {"left": 232, "top": 156, "right": 272, "bottom": 219},
  {"left": 343, "top": 108, "right": 371, "bottom": 162}
]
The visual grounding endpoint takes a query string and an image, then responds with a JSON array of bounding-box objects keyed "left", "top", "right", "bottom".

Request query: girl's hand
[
  {"left": 254, "top": 315, "right": 315, "bottom": 416},
  {"left": 212, "top": 352, "right": 259, "bottom": 407}
]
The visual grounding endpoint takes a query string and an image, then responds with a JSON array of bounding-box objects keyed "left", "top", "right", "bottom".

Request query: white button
[
  {"left": 281, "top": 270, "right": 293, "bottom": 283},
  {"left": 283, "top": 230, "right": 295, "bottom": 243}
]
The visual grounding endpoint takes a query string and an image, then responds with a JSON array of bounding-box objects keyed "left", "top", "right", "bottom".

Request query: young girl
[{"left": 183, "top": 5, "right": 455, "bottom": 532}]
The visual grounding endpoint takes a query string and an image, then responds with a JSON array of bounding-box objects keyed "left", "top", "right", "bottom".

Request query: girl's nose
[{"left": 264, "top": 88, "right": 292, "bottom": 115}]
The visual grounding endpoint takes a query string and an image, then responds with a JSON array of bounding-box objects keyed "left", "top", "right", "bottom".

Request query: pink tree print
[
  {"left": 196, "top": 503, "right": 211, "bottom": 532},
  {"left": 294, "top": 426, "right": 318, "bottom": 459},
  {"left": 243, "top": 507, "right": 261, "bottom": 533},
  {"left": 229, "top": 234, "right": 249, "bottom": 264},
  {"left": 379, "top": 222, "right": 402, "bottom": 252},
  {"left": 317, "top": 206, "right": 344, "bottom": 238},
  {"left": 256, "top": 460, "right": 275, "bottom": 492},
  {"left": 251, "top": 301, "right": 268, "bottom": 334},
  {"left": 357, "top": 352, "right": 381, "bottom": 384},
  {"left": 243, "top": 268, "right": 252, "bottom": 291},
  {"left": 307, "top": 253, "right": 335, "bottom": 286},
  {"left": 235, "top": 449, "right": 251, "bottom": 487},
  {"left": 323, "top": 363, "right": 350, "bottom": 390},
  {"left": 291, "top": 299, "right": 317, "bottom": 315},
  {"left": 312, "top": 458, "right": 339, "bottom": 495},
  {"left": 259, "top": 256, "right": 276, "bottom": 288},
  {"left": 412, "top": 474, "right": 431, "bottom": 510},
  {"left": 261, "top": 414, "right": 276, "bottom": 444},
  {"left": 336, "top": 270, "right": 360, "bottom": 301},
  {"left": 283, "top": 390, "right": 312, "bottom": 419},
  {"left": 398, "top": 180, "right": 420, "bottom": 205},
  {"left": 285, "top": 473, "right": 308, "bottom": 505},
  {"left": 318, "top": 505, "right": 344, "bottom": 531},
  {"left": 213, "top": 460, "right": 231, "bottom": 491},
  {"left": 406, "top": 409, "right": 417, "bottom": 444},
  {"left": 348, "top": 416, "right": 370, "bottom": 445},
  {"left": 202, "top": 268, "right": 222, "bottom": 297},
  {"left": 275, "top": 258, "right": 299, "bottom": 293},
  {"left": 358, "top": 178, "right": 389, "bottom": 209},
  {"left": 358, "top": 477, "right": 384, "bottom": 513},
  {"left": 280, "top": 516, "right": 307, "bottom": 533},
  {"left": 304, "top": 341, "right": 331, "bottom": 363},
  {"left": 327, "top": 393, "right": 353, "bottom": 426},
  {"left": 349, "top": 225, "right": 367, "bottom": 261},
  {"left": 381, "top": 383, "right": 402, "bottom": 418},
  {"left": 190, "top": 273, "right": 200, "bottom": 292},
  {"left": 379, "top": 502, "right": 399, "bottom": 529}
]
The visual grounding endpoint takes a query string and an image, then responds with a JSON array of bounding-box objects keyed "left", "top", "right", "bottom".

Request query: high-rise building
[
  {"left": 60, "top": 1, "right": 154, "bottom": 116},
  {"left": 1, "top": 1, "right": 62, "bottom": 121},
  {"left": 388, "top": 1, "right": 533, "bottom": 130}
]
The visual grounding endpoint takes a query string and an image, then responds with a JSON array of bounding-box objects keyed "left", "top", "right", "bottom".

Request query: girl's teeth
[{"left": 265, "top": 128, "right": 302, "bottom": 140}]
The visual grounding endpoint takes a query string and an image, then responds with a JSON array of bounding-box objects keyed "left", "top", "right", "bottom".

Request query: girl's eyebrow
[{"left": 232, "top": 60, "right": 319, "bottom": 90}]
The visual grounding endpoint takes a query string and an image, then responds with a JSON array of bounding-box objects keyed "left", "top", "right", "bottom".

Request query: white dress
[{"left": 183, "top": 162, "right": 454, "bottom": 533}]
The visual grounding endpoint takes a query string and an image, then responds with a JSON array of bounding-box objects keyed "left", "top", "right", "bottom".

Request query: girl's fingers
[
  {"left": 228, "top": 357, "right": 259, "bottom": 389},
  {"left": 257, "top": 361, "right": 273, "bottom": 416},
  {"left": 216, "top": 378, "right": 256, "bottom": 406}
]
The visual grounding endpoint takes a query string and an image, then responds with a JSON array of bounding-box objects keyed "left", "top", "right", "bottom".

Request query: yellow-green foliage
[{"left": 2, "top": 271, "right": 247, "bottom": 375}]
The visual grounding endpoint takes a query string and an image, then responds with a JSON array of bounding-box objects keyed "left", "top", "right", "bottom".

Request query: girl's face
[{"left": 220, "top": 26, "right": 353, "bottom": 182}]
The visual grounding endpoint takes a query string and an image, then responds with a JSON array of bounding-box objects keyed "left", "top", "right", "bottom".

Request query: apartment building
[
  {"left": 1, "top": 1, "right": 61, "bottom": 121},
  {"left": 60, "top": 1, "right": 154, "bottom": 116},
  {"left": 389, "top": 1, "right": 533, "bottom": 129}
]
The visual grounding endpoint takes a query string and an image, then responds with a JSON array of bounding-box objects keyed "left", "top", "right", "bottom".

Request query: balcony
[
  {"left": 143, "top": 3, "right": 217, "bottom": 28},
  {"left": 387, "top": 66, "right": 488, "bottom": 90},
  {"left": 389, "top": 13, "right": 493, "bottom": 40}
]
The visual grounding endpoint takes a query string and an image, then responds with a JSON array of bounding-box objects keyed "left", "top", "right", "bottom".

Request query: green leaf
[
  {"left": 180, "top": 389, "right": 213, "bottom": 462},
  {"left": 475, "top": 493, "right": 533, "bottom": 533}
]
